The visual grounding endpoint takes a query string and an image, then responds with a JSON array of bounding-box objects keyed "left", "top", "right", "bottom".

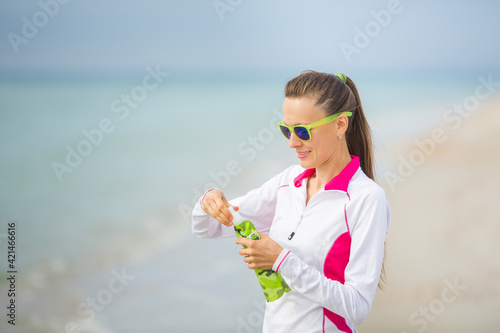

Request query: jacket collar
[{"left": 293, "top": 155, "right": 360, "bottom": 192}]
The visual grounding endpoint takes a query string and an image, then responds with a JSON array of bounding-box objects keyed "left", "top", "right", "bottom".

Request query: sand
[{"left": 357, "top": 98, "right": 500, "bottom": 332}]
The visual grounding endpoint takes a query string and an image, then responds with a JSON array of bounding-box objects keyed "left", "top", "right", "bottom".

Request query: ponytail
[{"left": 344, "top": 77, "right": 374, "bottom": 181}]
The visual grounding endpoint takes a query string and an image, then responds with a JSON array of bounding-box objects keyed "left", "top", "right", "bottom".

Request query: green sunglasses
[{"left": 277, "top": 111, "right": 352, "bottom": 142}]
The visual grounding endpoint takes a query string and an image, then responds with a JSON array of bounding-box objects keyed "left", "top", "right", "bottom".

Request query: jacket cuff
[{"left": 272, "top": 248, "right": 291, "bottom": 272}]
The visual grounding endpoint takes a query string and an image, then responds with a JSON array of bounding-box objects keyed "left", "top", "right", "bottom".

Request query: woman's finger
[
  {"left": 216, "top": 201, "right": 232, "bottom": 225},
  {"left": 201, "top": 189, "right": 238, "bottom": 227},
  {"left": 214, "top": 202, "right": 233, "bottom": 226}
]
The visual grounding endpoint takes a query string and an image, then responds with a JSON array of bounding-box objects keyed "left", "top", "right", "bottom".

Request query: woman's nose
[{"left": 288, "top": 132, "right": 302, "bottom": 149}]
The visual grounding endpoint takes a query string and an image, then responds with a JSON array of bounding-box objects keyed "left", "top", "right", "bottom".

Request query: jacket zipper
[
  {"left": 288, "top": 214, "right": 303, "bottom": 240},
  {"left": 289, "top": 183, "right": 319, "bottom": 240}
]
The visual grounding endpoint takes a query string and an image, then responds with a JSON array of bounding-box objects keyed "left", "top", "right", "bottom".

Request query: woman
[{"left": 191, "top": 71, "right": 390, "bottom": 333}]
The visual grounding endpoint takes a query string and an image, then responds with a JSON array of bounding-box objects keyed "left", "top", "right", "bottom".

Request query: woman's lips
[{"left": 297, "top": 151, "right": 311, "bottom": 159}]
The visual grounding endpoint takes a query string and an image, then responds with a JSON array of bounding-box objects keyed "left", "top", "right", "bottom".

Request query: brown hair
[{"left": 284, "top": 70, "right": 386, "bottom": 288}]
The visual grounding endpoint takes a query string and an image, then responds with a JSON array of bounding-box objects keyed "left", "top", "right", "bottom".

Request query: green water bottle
[{"left": 229, "top": 206, "right": 291, "bottom": 302}]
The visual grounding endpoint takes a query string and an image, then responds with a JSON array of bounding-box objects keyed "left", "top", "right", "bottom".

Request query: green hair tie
[{"left": 336, "top": 73, "right": 347, "bottom": 83}]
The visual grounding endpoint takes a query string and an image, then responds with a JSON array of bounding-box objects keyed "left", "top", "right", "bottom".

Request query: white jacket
[{"left": 191, "top": 156, "right": 391, "bottom": 333}]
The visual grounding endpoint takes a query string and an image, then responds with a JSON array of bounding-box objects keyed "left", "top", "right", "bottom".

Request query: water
[{"left": 0, "top": 69, "right": 495, "bottom": 332}]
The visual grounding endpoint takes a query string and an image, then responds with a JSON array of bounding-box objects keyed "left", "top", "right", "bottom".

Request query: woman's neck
[{"left": 313, "top": 147, "right": 352, "bottom": 189}]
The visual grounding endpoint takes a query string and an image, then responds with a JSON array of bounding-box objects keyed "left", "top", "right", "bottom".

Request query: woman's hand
[
  {"left": 201, "top": 189, "right": 237, "bottom": 227},
  {"left": 236, "top": 232, "right": 284, "bottom": 270}
]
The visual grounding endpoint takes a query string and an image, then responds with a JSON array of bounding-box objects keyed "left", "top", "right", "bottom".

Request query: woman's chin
[{"left": 299, "top": 158, "right": 315, "bottom": 169}]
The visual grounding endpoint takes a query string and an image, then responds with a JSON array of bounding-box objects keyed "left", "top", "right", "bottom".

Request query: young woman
[{"left": 191, "top": 71, "right": 390, "bottom": 333}]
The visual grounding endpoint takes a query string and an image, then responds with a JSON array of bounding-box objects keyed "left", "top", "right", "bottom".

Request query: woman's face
[{"left": 282, "top": 97, "right": 342, "bottom": 169}]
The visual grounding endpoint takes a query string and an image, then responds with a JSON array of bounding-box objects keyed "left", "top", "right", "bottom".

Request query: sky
[{"left": 0, "top": 0, "right": 499, "bottom": 78}]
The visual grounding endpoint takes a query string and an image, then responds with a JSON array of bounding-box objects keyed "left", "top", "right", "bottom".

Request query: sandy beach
[{"left": 357, "top": 97, "right": 500, "bottom": 332}]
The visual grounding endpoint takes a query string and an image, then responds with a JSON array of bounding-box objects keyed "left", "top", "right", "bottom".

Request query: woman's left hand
[{"left": 236, "top": 232, "right": 284, "bottom": 270}]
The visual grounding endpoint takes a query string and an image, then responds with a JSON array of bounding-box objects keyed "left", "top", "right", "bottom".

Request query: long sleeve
[
  {"left": 191, "top": 166, "right": 300, "bottom": 239},
  {"left": 272, "top": 187, "right": 390, "bottom": 325}
]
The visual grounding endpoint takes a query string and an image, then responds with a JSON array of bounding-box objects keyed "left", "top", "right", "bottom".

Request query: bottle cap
[{"left": 228, "top": 206, "right": 243, "bottom": 226}]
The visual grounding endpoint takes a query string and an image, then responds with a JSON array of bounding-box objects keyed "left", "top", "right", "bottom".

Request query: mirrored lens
[
  {"left": 294, "top": 127, "right": 310, "bottom": 141},
  {"left": 279, "top": 125, "right": 291, "bottom": 139}
]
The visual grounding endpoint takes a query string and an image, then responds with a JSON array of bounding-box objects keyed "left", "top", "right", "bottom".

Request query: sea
[{"left": 0, "top": 68, "right": 497, "bottom": 332}]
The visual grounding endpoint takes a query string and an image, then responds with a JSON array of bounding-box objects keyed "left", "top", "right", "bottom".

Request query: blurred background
[{"left": 0, "top": 1, "right": 499, "bottom": 332}]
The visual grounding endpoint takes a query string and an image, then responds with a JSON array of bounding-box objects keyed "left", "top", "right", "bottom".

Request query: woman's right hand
[{"left": 201, "top": 189, "right": 238, "bottom": 227}]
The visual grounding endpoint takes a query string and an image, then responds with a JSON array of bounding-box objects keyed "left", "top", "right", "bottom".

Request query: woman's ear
[{"left": 336, "top": 114, "right": 349, "bottom": 136}]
